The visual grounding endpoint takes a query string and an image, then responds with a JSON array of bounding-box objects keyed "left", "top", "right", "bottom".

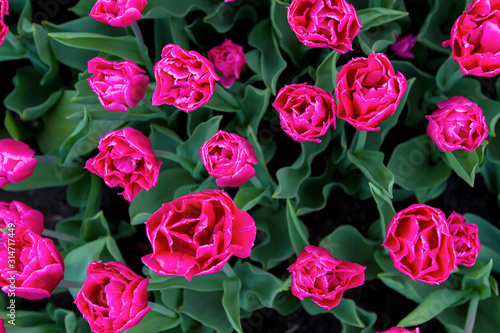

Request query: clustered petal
[
  {"left": 200, "top": 130, "right": 258, "bottom": 187},
  {"left": 0, "top": 201, "right": 44, "bottom": 235},
  {"left": 0, "top": 0, "right": 8, "bottom": 46},
  {"left": 447, "top": 212, "right": 481, "bottom": 267},
  {"left": 443, "top": 0, "right": 500, "bottom": 77},
  {"left": 88, "top": 57, "right": 149, "bottom": 112},
  {"left": 142, "top": 189, "right": 256, "bottom": 280},
  {"left": 84, "top": 127, "right": 162, "bottom": 202},
  {"left": 75, "top": 261, "right": 150, "bottom": 333},
  {"left": 378, "top": 327, "right": 420, "bottom": 333},
  {"left": 391, "top": 34, "right": 417, "bottom": 59},
  {"left": 426, "top": 96, "right": 488, "bottom": 152},
  {"left": 287, "top": 0, "right": 362, "bottom": 53},
  {"left": 90, "top": 0, "right": 148, "bottom": 27},
  {"left": 273, "top": 83, "right": 336, "bottom": 142},
  {"left": 335, "top": 52, "right": 408, "bottom": 131},
  {"left": 0, "top": 139, "right": 38, "bottom": 189},
  {"left": 208, "top": 39, "right": 246, "bottom": 88}
]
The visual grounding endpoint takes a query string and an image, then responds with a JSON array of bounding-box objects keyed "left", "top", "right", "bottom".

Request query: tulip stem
[
  {"left": 353, "top": 130, "right": 367, "bottom": 153},
  {"left": 42, "top": 229, "right": 82, "bottom": 243},
  {"left": 58, "top": 280, "right": 84, "bottom": 289},
  {"left": 131, "top": 22, "right": 155, "bottom": 77},
  {"left": 223, "top": 263, "right": 237, "bottom": 279},
  {"left": 464, "top": 295, "right": 479, "bottom": 333},
  {"left": 148, "top": 302, "right": 178, "bottom": 318}
]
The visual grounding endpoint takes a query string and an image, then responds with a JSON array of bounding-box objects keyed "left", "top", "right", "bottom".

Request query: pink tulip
[
  {"left": 152, "top": 44, "right": 220, "bottom": 112},
  {"left": 335, "top": 53, "right": 408, "bottom": 131},
  {"left": 382, "top": 204, "right": 457, "bottom": 285},
  {"left": 0, "top": 139, "right": 37, "bottom": 189},
  {"left": 200, "top": 130, "right": 258, "bottom": 187},
  {"left": 0, "top": 0, "right": 8, "bottom": 46},
  {"left": 273, "top": 83, "right": 336, "bottom": 142},
  {"left": 87, "top": 57, "right": 149, "bottom": 112},
  {"left": 142, "top": 190, "right": 256, "bottom": 280},
  {"left": 287, "top": 245, "right": 365, "bottom": 310},
  {"left": 84, "top": 127, "right": 162, "bottom": 202},
  {"left": 426, "top": 96, "right": 488, "bottom": 152},
  {"left": 0, "top": 201, "right": 44, "bottom": 235},
  {"left": 208, "top": 39, "right": 246, "bottom": 88},
  {"left": 447, "top": 212, "right": 481, "bottom": 267},
  {"left": 287, "top": 0, "right": 362, "bottom": 53},
  {"left": 378, "top": 327, "right": 420, "bottom": 333},
  {"left": 75, "top": 261, "right": 150, "bottom": 333},
  {"left": 391, "top": 34, "right": 417, "bottom": 59},
  {"left": 443, "top": 0, "right": 500, "bottom": 77},
  {"left": 90, "top": 0, "right": 147, "bottom": 27}
]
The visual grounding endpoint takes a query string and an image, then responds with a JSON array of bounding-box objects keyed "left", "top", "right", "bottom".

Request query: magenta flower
[
  {"left": 200, "top": 130, "right": 258, "bottom": 187},
  {"left": 272, "top": 83, "right": 336, "bottom": 143},
  {"left": 152, "top": 44, "right": 219, "bottom": 112},
  {"left": 90, "top": 0, "right": 148, "bottom": 27},
  {"left": 87, "top": 57, "right": 149, "bottom": 112},
  {"left": 443, "top": 0, "right": 500, "bottom": 77},
  {"left": 0, "top": 139, "right": 38, "bottom": 189},
  {"left": 447, "top": 212, "right": 481, "bottom": 267},
  {"left": 335, "top": 53, "right": 408, "bottom": 131},
  {"left": 378, "top": 328, "right": 420, "bottom": 333},
  {"left": 287, "top": 0, "right": 362, "bottom": 53},
  {"left": 142, "top": 190, "right": 256, "bottom": 280},
  {"left": 382, "top": 204, "right": 457, "bottom": 285},
  {"left": 84, "top": 127, "right": 162, "bottom": 202},
  {"left": 287, "top": 245, "right": 365, "bottom": 310},
  {"left": 0, "top": 0, "right": 8, "bottom": 46},
  {"left": 0, "top": 227, "right": 64, "bottom": 300},
  {"left": 75, "top": 261, "right": 150, "bottom": 333},
  {"left": 391, "top": 34, "right": 417, "bottom": 59},
  {"left": 208, "top": 39, "right": 246, "bottom": 88},
  {"left": 426, "top": 96, "right": 488, "bottom": 152},
  {"left": 0, "top": 201, "right": 44, "bottom": 236}
]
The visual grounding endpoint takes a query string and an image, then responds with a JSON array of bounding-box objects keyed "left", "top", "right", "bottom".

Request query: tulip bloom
[
  {"left": 391, "top": 34, "right": 417, "bottom": 59},
  {"left": 0, "top": 139, "right": 38, "bottom": 189},
  {"left": 0, "top": 201, "right": 44, "bottom": 235},
  {"left": 447, "top": 212, "right": 481, "bottom": 267},
  {"left": 208, "top": 39, "right": 246, "bottom": 88},
  {"left": 0, "top": 0, "right": 8, "bottom": 46},
  {"left": 90, "top": 0, "right": 148, "bottom": 27}
]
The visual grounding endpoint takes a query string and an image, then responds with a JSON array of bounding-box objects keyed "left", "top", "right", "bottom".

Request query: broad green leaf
[
  {"left": 461, "top": 260, "right": 495, "bottom": 300},
  {"left": 369, "top": 183, "right": 396, "bottom": 240},
  {"left": 250, "top": 206, "right": 294, "bottom": 270},
  {"left": 48, "top": 32, "right": 145, "bottom": 64},
  {"left": 222, "top": 277, "right": 243, "bottom": 333},
  {"left": 358, "top": 8, "right": 408, "bottom": 31},
  {"left": 246, "top": 126, "right": 277, "bottom": 189},
  {"left": 415, "top": 181, "right": 448, "bottom": 203},
  {"left": 204, "top": 84, "right": 240, "bottom": 112},
  {"left": 149, "top": 123, "right": 184, "bottom": 153},
  {"left": 347, "top": 149, "right": 394, "bottom": 198},
  {"left": 237, "top": 85, "right": 270, "bottom": 134},
  {"left": 378, "top": 273, "right": 424, "bottom": 303},
  {"left": 320, "top": 225, "right": 380, "bottom": 280},
  {"left": 0, "top": 31, "right": 27, "bottom": 61},
  {"left": 80, "top": 211, "right": 110, "bottom": 241},
  {"left": 142, "top": 0, "right": 215, "bottom": 19},
  {"left": 388, "top": 134, "right": 451, "bottom": 190},
  {"left": 180, "top": 290, "right": 233, "bottom": 333},
  {"left": 357, "top": 22, "right": 401, "bottom": 55},
  {"left": 315, "top": 50, "right": 339, "bottom": 92},
  {"left": 68, "top": 0, "right": 94, "bottom": 17},
  {"left": 106, "top": 236, "right": 125, "bottom": 263},
  {"left": 129, "top": 168, "right": 196, "bottom": 225},
  {"left": 125, "top": 310, "right": 181, "bottom": 333},
  {"left": 302, "top": 298, "right": 373, "bottom": 329},
  {"left": 436, "top": 54, "right": 464, "bottom": 92},
  {"left": 4, "top": 66, "right": 63, "bottom": 121},
  {"left": 234, "top": 187, "right": 267, "bottom": 211},
  {"left": 204, "top": 4, "right": 258, "bottom": 34},
  {"left": 273, "top": 131, "right": 331, "bottom": 198},
  {"left": 463, "top": 213, "right": 500, "bottom": 274},
  {"left": 442, "top": 142, "right": 486, "bottom": 187},
  {"left": 397, "top": 288, "right": 467, "bottom": 327},
  {"left": 248, "top": 19, "right": 287, "bottom": 95},
  {"left": 286, "top": 199, "right": 309, "bottom": 255},
  {"left": 33, "top": 23, "right": 59, "bottom": 84},
  {"left": 147, "top": 270, "right": 225, "bottom": 292}
]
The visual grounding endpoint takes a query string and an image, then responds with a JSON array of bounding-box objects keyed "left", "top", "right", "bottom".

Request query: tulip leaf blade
[
  {"left": 286, "top": 199, "right": 309, "bottom": 255},
  {"left": 347, "top": 149, "right": 394, "bottom": 198},
  {"left": 222, "top": 277, "right": 244, "bottom": 333},
  {"left": 442, "top": 142, "right": 487, "bottom": 187},
  {"left": 357, "top": 7, "right": 409, "bottom": 31}
]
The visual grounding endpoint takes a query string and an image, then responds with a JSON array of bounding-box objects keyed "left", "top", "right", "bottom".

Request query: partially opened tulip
[
  {"left": 142, "top": 189, "right": 256, "bottom": 280},
  {"left": 287, "top": 245, "right": 365, "bottom": 310},
  {"left": 287, "top": 0, "right": 362, "bottom": 53},
  {"left": 200, "top": 130, "right": 258, "bottom": 187},
  {"left": 447, "top": 212, "right": 481, "bottom": 267},
  {"left": 75, "top": 261, "right": 150, "bottom": 333},
  {"left": 391, "top": 34, "right": 417, "bottom": 59},
  {"left": 0, "top": 227, "right": 64, "bottom": 300},
  {"left": 0, "top": 201, "right": 44, "bottom": 235},
  {"left": 443, "top": 0, "right": 500, "bottom": 77},
  {"left": 378, "top": 327, "right": 420, "bottom": 333},
  {"left": 84, "top": 127, "right": 162, "bottom": 202},
  {"left": 208, "top": 39, "right": 246, "bottom": 88},
  {"left": 0, "top": 0, "right": 8, "bottom": 46},
  {"left": 426, "top": 96, "right": 488, "bottom": 152},
  {"left": 153, "top": 44, "right": 219, "bottom": 112},
  {"left": 382, "top": 204, "right": 457, "bottom": 285},
  {"left": 0, "top": 139, "right": 38, "bottom": 189},
  {"left": 87, "top": 57, "right": 149, "bottom": 112},
  {"left": 90, "top": 0, "right": 148, "bottom": 27},
  {"left": 335, "top": 53, "right": 408, "bottom": 131},
  {"left": 273, "top": 83, "right": 336, "bottom": 142}
]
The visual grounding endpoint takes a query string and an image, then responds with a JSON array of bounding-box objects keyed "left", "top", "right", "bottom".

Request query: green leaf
[
  {"left": 273, "top": 131, "right": 331, "bottom": 198},
  {"left": 415, "top": 181, "right": 448, "bottom": 203},
  {"left": 378, "top": 273, "right": 424, "bottom": 303},
  {"left": 180, "top": 290, "right": 233, "bottom": 333},
  {"left": 463, "top": 213, "right": 500, "bottom": 274},
  {"left": 234, "top": 187, "right": 267, "bottom": 211},
  {"left": 302, "top": 298, "right": 373, "bottom": 329},
  {"left": 33, "top": 23, "right": 59, "bottom": 84},
  {"left": 436, "top": 54, "right": 464, "bottom": 92},
  {"left": 388, "top": 134, "right": 451, "bottom": 190},
  {"left": 0, "top": 32, "right": 27, "bottom": 61},
  {"left": 442, "top": 142, "right": 487, "bottom": 187},
  {"left": 369, "top": 183, "right": 396, "bottom": 240},
  {"left": 286, "top": 199, "right": 309, "bottom": 255},
  {"left": 80, "top": 211, "right": 110, "bottom": 241},
  {"left": 142, "top": 0, "right": 215, "bottom": 19},
  {"left": 347, "top": 149, "right": 394, "bottom": 198},
  {"left": 204, "top": 84, "right": 240, "bottom": 112},
  {"left": 250, "top": 206, "right": 294, "bottom": 270},
  {"left": 462, "top": 260, "right": 495, "bottom": 300},
  {"left": 237, "top": 85, "right": 270, "bottom": 134},
  {"left": 357, "top": 22, "right": 401, "bottom": 55},
  {"left": 222, "top": 277, "right": 243, "bottom": 333},
  {"left": 248, "top": 19, "right": 287, "bottom": 95},
  {"left": 68, "top": 0, "right": 94, "bottom": 16},
  {"left": 315, "top": 50, "right": 340, "bottom": 92},
  {"left": 48, "top": 32, "right": 145, "bottom": 64},
  {"left": 125, "top": 310, "right": 181, "bottom": 333},
  {"left": 358, "top": 8, "right": 408, "bottom": 31},
  {"left": 129, "top": 168, "right": 196, "bottom": 225},
  {"left": 204, "top": 4, "right": 258, "bottom": 34},
  {"left": 397, "top": 288, "right": 467, "bottom": 327},
  {"left": 147, "top": 270, "right": 225, "bottom": 292},
  {"left": 4, "top": 66, "right": 63, "bottom": 121},
  {"left": 319, "top": 225, "right": 380, "bottom": 280},
  {"left": 106, "top": 236, "right": 125, "bottom": 263}
]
